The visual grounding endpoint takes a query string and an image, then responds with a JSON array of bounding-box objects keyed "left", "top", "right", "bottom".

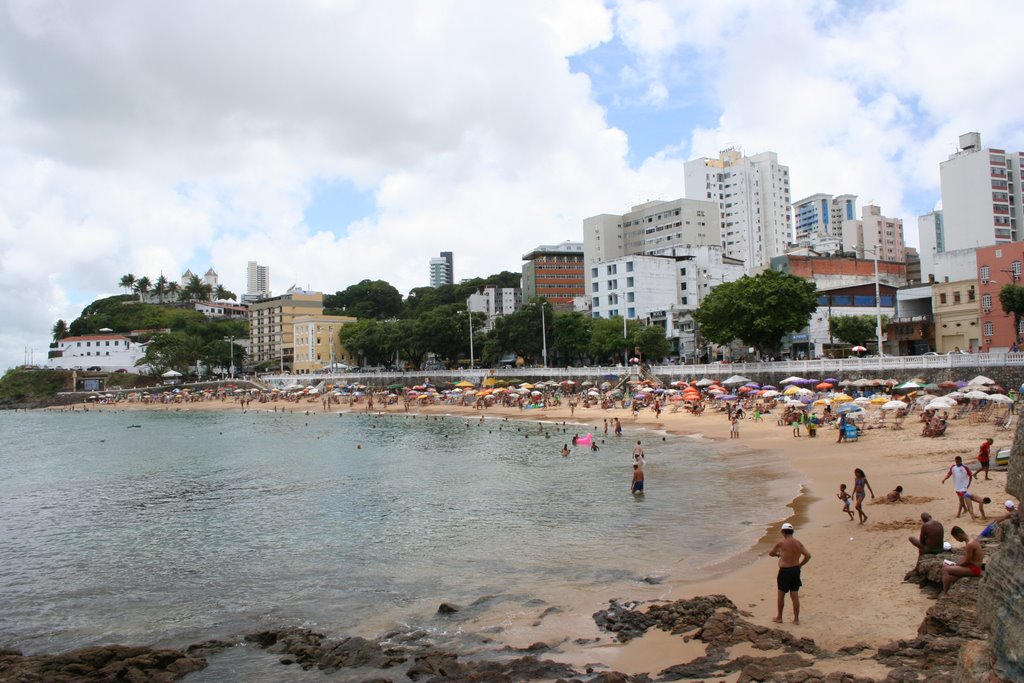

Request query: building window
[
  {"left": 953, "top": 291, "right": 961, "bottom": 304},
  {"left": 980, "top": 266, "right": 991, "bottom": 283},
  {"left": 968, "top": 288, "right": 976, "bottom": 302},
  {"left": 1014, "top": 261, "right": 1022, "bottom": 279},
  {"left": 607, "top": 264, "right": 617, "bottom": 275},
  {"left": 626, "top": 262, "right": 633, "bottom": 272},
  {"left": 939, "top": 293, "right": 947, "bottom": 304},
  {"left": 983, "top": 293, "right": 992, "bottom": 310},
  {"left": 984, "top": 322, "right": 994, "bottom": 336},
  {"left": 626, "top": 277, "right": 634, "bottom": 288}
]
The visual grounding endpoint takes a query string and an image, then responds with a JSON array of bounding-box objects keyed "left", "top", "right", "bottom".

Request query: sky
[{"left": 3, "top": 0, "right": 1024, "bottom": 370}]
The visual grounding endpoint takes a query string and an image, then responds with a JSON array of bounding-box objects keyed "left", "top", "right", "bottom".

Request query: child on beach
[
  {"left": 838, "top": 484, "right": 854, "bottom": 520},
  {"left": 730, "top": 416, "right": 739, "bottom": 438}
]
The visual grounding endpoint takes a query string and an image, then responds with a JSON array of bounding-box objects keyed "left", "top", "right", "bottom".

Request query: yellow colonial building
[
  {"left": 248, "top": 287, "right": 325, "bottom": 371},
  {"left": 292, "top": 315, "right": 358, "bottom": 373},
  {"left": 931, "top": 279, "right": 980, "bottom": 352}
]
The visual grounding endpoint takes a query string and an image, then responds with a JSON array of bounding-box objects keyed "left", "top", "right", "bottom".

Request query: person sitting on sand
[
  {"left": 909, "top": 512, "right": 944, "bottom": 560},
  {"left": 885, "top": 486, "right": 904, "bottom": 503},
  {"left": 769, "top": 523, "right": 811, "bottom": 625},
  {"left": 942, "top": 526, "right": 984, "bottom": 593}
]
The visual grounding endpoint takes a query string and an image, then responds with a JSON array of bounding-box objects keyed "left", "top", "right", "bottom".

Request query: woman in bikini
[{"left": 852, "top": 468, "right": 875, "bottom": 524}]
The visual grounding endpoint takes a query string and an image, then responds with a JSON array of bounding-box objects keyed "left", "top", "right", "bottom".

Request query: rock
[
  {"left": 437, "top": 602, "right": 461, "bottom": 615},
  {"left": 406, "top": 652, "right": 577, "bottom": 682},
  {"left": 244, "top": 628, "right": 404, "bottom": 673},
  {"left": 0, "top": 644, "right": 206, "bottom": 682},
  {"left": 734, "top": 653, "right": 815, "bottom": 682}
]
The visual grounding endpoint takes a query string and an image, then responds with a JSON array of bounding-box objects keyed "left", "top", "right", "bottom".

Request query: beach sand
[{"left": 65, "top": 394, "right": 1016, "bottom": 676}]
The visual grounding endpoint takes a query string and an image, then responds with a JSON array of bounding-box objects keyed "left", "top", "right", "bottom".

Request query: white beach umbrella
[
  {"left": 881, "top": 400, "right": 907, "bottom": 410},
  {"left": 785, "top": 399, "right": 805, "bottom": 407},
  {"left": 722, "top": 375, "right": 752, "bottom": 386},
  {"left": 927, "top": 397, "right": 958, "bottom": 409},
  {"left": 987, "top": 393, "right": 1014, "bottom": 403},
  {"left": 968, "top": 375, "right": 995, "bottom": 385},
  {"left": 794, "top": 387, "right": 814, "bottom": 396},
  {"left": 695, "top": 378, "right": 715, "bottom": 387},
  {"left": 780, "top": 376, "right": 805, "bottom": 384},
  {"left": 964, "top": 390, "right": 990, "bottom": 400},
  {"left": 760, "top": 390, "right": 781, "bottom": 398}
]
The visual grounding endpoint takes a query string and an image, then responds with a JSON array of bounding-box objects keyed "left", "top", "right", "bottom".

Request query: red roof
[{"left": 61, "top": 335, "right": 129, "bottom": 342}]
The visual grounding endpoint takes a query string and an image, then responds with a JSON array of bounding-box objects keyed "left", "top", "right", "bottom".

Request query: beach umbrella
[
  {"left": 964, "top": 390, "right": 991, "bottom": 400},
  {"left": 894, "top": 380, "right": 922, "bottom": 392},
  {"left": 600, "top": 381, "right": 612, "bottom": 390},
  {"left": 794, "top": 387, "right": 814, "bottom": 396},
  {"left": 831, "top": 393, "right": 854, "bottom": 402},
  {"left": 783, "top": 385, "right": 801, "bottom": 395},
  {"left": 813, "top": 398, "right": 830, "bottom": 406},
  {"left": 823, "top": 378, "right": 841, "bottom": 385},
  {"left": 988, "top": 393, "right": 1013, "bottom": 403},
  {"left": 519, "top": 383, "right": 534, "bottom": 389},
  {"left": 722, "top": 375, "right": 752, "bottom": 386},
  {"left": 780, "top": 376, "right": 805, "bottom": 384},
  {"left": 761, "top": 385, "right": 777, "bottom": 390},
  {"left": 744, "top": 381, "right": 760, "bottom": 388},
  {"left": 881, "top": 400, "right": 907, "bottom": 410},
  {"left": 760, "top": 390, "right": 781, "bottom": 398},
  {"left": 672, "top": 380, "right": 688, "bottom": 387},
  {"left": 853, "top": 396, "right": 872, "bottom": 404},
  {"left": 695, "top": 378, "right": 715, "bottom": 386},
  {"left": 938, "top": 381, "right": 958, "bottom": 389},
  {"left": 922, "top": 383, "right": 940, "bottom": 391},
  {"left": 926, "top": 397, "right": 957, "bottom": 410},
  {"left": 851, "top": 345, "right": 867, "bottom": 353},
  {"left": 836, "top": 403, "right": 864, "bottom": 414},
  {"left": 870, "top": 396, "right": 889, "bottom": 405},
  {"left": 785, "top": 399, "right": 805, "bottom": 407},
  {"left": 581, "top": 380, "right": 594, "bottom": 387},
  {"left": 968, "top": 375, "right": 995, "bottom": 386},
  {"left": 815, "top": 382, "right": 833, "bottom": 390},
  {"left": 717, "top": 394, "right": 739, "bottom": 401}
]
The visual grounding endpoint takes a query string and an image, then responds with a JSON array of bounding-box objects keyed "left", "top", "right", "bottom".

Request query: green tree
[
  {"left": 134, "top": 276, "right": 151, "bottom": 302},
  {"left": 490, "top": 303, "right": 543, "bottom": 364},
  {"left": 51, "top": 319, "right": 69, "bottom": 343},
  {"left": 324, "top": 279, "right": 403, "bottom": 319},
  {"left": 634, "top": 323, "right": 672, "bottom": 363},
  {"left": 999, "top": 284, "right": 1024, "bottom": 340},
  {"left": 693, "top": 270, "right": 818, "bottom": 355},
  {"left": 181, "top": 274, "right": 213, "bottom": 302},
  {"left": 166, "top": 281, "right": 181, "bottom": 301},
  {"left": 153, "top": 275, "right": 169, "bottom": 303},
  {"left": 213, "top": 285, "right": 237, "bottom": 302},
  {"left": 589, "top": 316, "right": 631, "bottom": 364},
  {"left": 339, "top": 319, "right": 395, "bottom": 367},
  {"left": 119, "top": 273, "right": 136, "bottom": 295},
  {"left": 551, "top": 312, "right": 592, "bottom": 366},
  {"left": 419, "top": 304, "right": 470, "bottom": 365},
  {"left": 828, "top": 314, "right": 887, "bottom": 347}
]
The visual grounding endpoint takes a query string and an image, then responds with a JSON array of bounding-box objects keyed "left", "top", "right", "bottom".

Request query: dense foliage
[
  {"left": 999, "top": 284, "right": 1024, "bottom": 339},
  {"left": 67, "top": 296, "right": 210, "bottom": 337},
  {"left": 0, "top": 368, "right": 72, "bottom": 406},
  {"left": 693, "top": 269, "right": 818, "bottom": 354},
  {"left": 828, "top": 314, "right": 887, "bottom": 348}
]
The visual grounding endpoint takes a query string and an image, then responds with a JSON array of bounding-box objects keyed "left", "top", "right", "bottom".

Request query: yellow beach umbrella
[
  {"left": 831, "top": 393, "right": 853, "bottom": 402},
  {"left": 870, "top": 396, "right": 889, "bottom": 405},
  {"left": 783, "top": 385, "right": 800, "bottom": 395},
  {"left": 454, "top": 380, "right": 475, "bottom": 388}
]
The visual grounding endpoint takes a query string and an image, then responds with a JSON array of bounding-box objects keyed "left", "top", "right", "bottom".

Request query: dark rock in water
[
  {"left": 0, "top": 644, "right": 206, "bottom": 682},
  {"left": 593, "top": 595, "right": 740, "bottom": 643},
  {"left": 184, "top": 639, "right": 235, "bottom": 657},
  {"left": 732, "top": 653, "right": 815, "bottom": 682},
  {"left": 639, "top": 575, "right": 664, "bottom": 585},
  {"left": 407, "top": 652, "right": 577, "bottom": 682},
  {"left": 437, "top": 602, "right": 461, "bottom": 615},
  {"left": 244, "top": 628, "right": 404, "bottom": 672}
]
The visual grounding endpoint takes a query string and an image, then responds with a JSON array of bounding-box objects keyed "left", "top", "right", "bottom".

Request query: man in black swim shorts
[{"left": 769, "top": 523, "right": 811, "bottom": 625}]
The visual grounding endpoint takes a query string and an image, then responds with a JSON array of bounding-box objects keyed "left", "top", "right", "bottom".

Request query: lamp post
[
  {"left": 540, "top": 300, "right": 548, "bottom": 368},
  {"left": 468, "top": 309, "right": 475, "bottom": 370},
  {"left": 224, "top": 336, "right": 234, "bottom": 378},
  {"left": 871, "top": 249, "right": 884, "bottom": 356}
]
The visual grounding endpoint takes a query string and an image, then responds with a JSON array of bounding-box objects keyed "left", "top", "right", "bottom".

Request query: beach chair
[
  {"left": 842, "top": 423, "right": 859, "bottom": 442},
  {"left": 997, "top": 414, "right": 1014, "bottom": 431}
]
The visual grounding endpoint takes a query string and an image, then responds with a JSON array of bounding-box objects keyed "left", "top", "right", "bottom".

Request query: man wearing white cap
[
  {"left": 769, "top": 523, "right": 811, "bottom": 625},
  {"left": 979, "top": 500, "right": 1018, "bottom": 540}
]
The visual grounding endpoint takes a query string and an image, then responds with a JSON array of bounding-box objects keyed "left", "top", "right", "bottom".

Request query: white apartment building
[
  {"left": 841, "top": 204, "right": 906, "bottom": 262},
  {"left": 939, "top": 132, "right": 1023, "bottom": 251},
  {"left": 590, "top": 256, "right": 678, "bottom": 321},
  {"left": 47, "top": 333, "right": 149, "bottom": 372},
  {"left": 917, "top": 210, "right": 944, "bottom": 281},
  {"left": 243, "top": 261, "right": 271, "bottom": 304},
  {"left": 467, "top": 285, "right": 521, "bottom": 330},
  {"left": 195, "top": 302, "right": 248, "bottom": 319},
  {"left": 793, "top": 193, "right": 857, "bottom": 246},
  {"left": 684, "top": 147, "right": 792, "bottom": 272},
  {"left": 582, "top": 198, "right": 721, "bottom": 272}
]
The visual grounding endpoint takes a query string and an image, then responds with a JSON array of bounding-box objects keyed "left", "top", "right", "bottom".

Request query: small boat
[{"left": 995, "top": 446, "right": 1011, "bottom": 469}]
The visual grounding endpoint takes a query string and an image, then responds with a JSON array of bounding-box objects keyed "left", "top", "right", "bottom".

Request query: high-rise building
[
  {"left": 583, "top": 198, "right": 721, "bottom": 273},
  {"left": 467, "top": 285, "right": 522, "bottom": 330},
  {"left": 939, "top": 132, "right": 1023, "bottom": 251},
  {"left": 841, "top": 204, "right": 906, "bottom": 263},
  {"left": 247, "top": 286, "right": 322, "bottom": 371},
  {"left": 429, "top": 251, "right": 454, "bottom": 287},
  {"left": 917, "top": 210, "right": 944, "bottom": 281},
  {"left": 684, "top": 147, "right": 792, "bottom": 271},
  {"left": 244, "top": 261, "right": 271, "bottom": 304},
  {"left": 521, "top": 242, "right": 585, "bottom": 307},
  {"left": 792, "top": 193, "right": 857, "bottom": 250}
]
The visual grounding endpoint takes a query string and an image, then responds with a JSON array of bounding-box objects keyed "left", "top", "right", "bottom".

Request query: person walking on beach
[
  {"left": 614, "top": 417, "right": 622, "bottom": 436},
  {"left": 631, "top": 464, "right": 644, "bottom": 494},
  {"left": 730, "top": 415, "right": 739, "bottom": 438},
  {"left": 977, "top": 438, "right": 993, "bottom": 481},
  {"left": 941, "top": 455, "right": 975, "bottom": 518},
  {"left": 836, "top": 412, "right": 847, "bottom": 443},
  {"left": 837, "top": 484, "right": 854, "bottom": 520},
  {"left": 852, "top": 468, "right": 874, "bottom": 524},
  {"left": 769, "top": 523, "right": 811, "bottom": 625}
]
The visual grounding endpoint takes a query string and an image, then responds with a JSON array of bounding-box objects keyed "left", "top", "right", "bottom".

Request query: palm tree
[
  {"left": 182, "top": 275, "right": 213, "bottom": 302},
  {"left": 167, "top": 281, "right": 181, "bottom": 301},
  {"left": 153, "top": 275, "right": 168, "bottom": 303},
  {"left": 119, "top": 273, "right": 136, "bottom": 295},
  {"left": 213, "top": 285, "right": 237, "bottom": 302},
  {"left": 51, "top": 319, "right": 68, "bottom": 343},
  {"left": 134, "top": 276, "right": 151, "bottom": 302}
]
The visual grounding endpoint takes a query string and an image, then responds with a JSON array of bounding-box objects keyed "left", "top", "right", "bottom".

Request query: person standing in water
[{"left": 631, "top": 464, "right": 644, "bottom": 494}]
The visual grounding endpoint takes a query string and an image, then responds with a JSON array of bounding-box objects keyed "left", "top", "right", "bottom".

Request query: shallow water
[{"left": 0, "top": 408, "right": 798, "bottom": 667}]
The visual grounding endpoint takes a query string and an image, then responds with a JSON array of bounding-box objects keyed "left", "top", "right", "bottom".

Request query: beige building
[
  {"left": 293, "top": 315, "right": 358, "bottom": 373},
  {"left": 932, "top": 279, "right": 980, "bottom": 352},
  {"left": 248, "top": 287, "right": 324, "bottom": 371},
  {"left": 842, "top": 204, "right": 906, "bottom": 263}
]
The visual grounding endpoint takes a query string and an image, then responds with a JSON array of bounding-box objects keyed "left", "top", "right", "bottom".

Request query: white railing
[{"left": 256, "top": 352, "right": 1024, "bottom": 387}]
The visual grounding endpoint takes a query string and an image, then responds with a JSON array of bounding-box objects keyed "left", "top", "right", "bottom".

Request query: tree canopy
[
  {"left": 324, "top": 279, "right": 403, "bottom": 319},
  {"left": 693, "top": 270, "right": 818, "bottom": 354},
  {"left": 828, "top": 314, "right": 886, "bottom": 347},
  {"left": 999, "top": 284, "right": 1024, "bottom": 340}
]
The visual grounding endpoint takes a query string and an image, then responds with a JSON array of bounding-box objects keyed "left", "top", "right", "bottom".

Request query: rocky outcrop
[
  {"left": 0, "top": 644, "right": 206, "bottom": 682},
  {"left": 972, "top": 416, "right": 1024, "bottom": 681}
]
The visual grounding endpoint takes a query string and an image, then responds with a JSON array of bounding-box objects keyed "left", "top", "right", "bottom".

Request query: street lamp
[
  {"left": 861, "top": 247, "right": 885, "bottom": 356},
  {"left": 468, "top": 310, "right": 475, "bottom": 370},
  {"left": 540, "top": 300, "right": 548, "bottom": 368},
  {"left": 223, "top": 336, "right": 234, "bottom": 378}
]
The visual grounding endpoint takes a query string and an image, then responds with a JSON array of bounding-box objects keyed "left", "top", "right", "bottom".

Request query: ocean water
[{"left": 0, "top": 408, "right": 798, "bottom": 665}]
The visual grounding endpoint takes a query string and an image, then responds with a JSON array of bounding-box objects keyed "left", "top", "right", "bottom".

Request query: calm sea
[{"left": 0, "top": 408, "right": 798, "bottom": 673}]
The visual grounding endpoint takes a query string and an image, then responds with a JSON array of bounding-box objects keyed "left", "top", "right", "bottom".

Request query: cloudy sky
[{"left": 2, "top": 0, "right": 1023, "bottom": 370}]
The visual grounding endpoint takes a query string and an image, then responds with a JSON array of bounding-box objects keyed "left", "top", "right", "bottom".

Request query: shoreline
[{"left": 26, "top": 395, "right": 1018, "bottom": 676}]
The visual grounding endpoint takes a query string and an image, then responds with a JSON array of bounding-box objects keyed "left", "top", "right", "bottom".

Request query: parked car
[{"left": 86, "top": 366, "right": 102, "bottom": 371}]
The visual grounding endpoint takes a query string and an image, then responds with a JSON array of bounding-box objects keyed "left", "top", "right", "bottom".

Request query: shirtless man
[
  {"left": 632, "top": 440, "right": 645, "bottom": 469},
  {"left": 908, "top": 512, "right": 944, "bottom": 561},
  {"left": 962, "top": 492, "right": 991, "bottom": 520},
  {"left": 942, "top": 526, "right": 985, "bottom": 593},
  {"left": 769, "top": 523, "right": 811, "bottom": 625}
]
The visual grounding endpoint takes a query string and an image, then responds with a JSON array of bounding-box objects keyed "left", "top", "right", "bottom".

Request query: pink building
[{"left": 976, "top": 242, "right": 1024, "bottom": 351}]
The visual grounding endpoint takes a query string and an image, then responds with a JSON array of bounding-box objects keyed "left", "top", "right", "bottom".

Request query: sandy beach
[{"left": 57, "top": 392, "right": 1017, "bottom": 677}]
